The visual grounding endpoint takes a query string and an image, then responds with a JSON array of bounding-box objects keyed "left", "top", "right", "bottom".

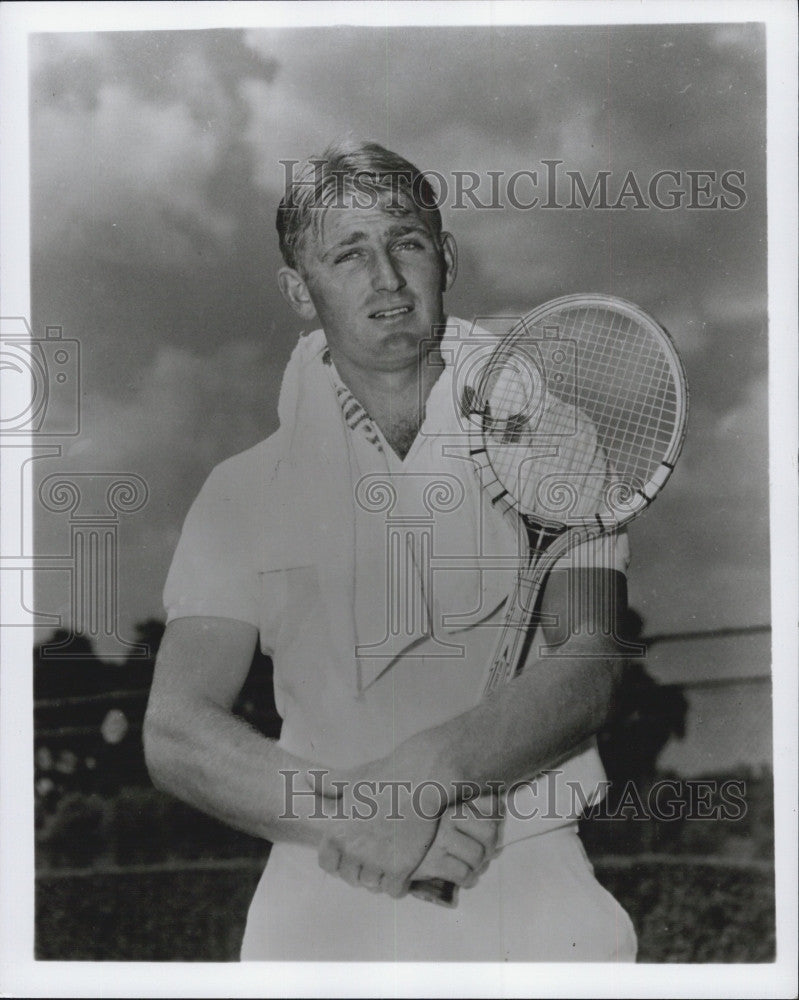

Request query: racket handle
[{"left": 409, "top": 877, "right": 459, "bottom": 907}]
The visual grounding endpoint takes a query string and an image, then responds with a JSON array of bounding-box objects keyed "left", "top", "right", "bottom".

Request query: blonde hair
[{"left": 276, "top": 139, "right": 443, "bottom": 271}]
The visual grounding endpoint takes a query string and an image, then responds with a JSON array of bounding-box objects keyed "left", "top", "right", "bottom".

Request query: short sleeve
[{"left": 163, "top": 463, "right": 261, "bottom": 628}]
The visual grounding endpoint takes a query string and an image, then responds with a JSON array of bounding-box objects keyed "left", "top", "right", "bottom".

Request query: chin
[
  {"left": 387, "top": 322, "right": 433, "bottom": 345},
  {"left": 367, "top": 340, "right": 421, "bottom": 371},
  {"left": 384, "top": 333, "right": 430, "bottom": 362}
]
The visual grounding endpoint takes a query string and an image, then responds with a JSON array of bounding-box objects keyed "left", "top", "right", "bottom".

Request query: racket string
[{"left": 482, "top": 305, "right": 682, "bottom": 519}]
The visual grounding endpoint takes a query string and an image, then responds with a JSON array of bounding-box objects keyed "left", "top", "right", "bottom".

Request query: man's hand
[
  {"left": 315, "top": 779, "right": 439, "bottom": 898},
  {"left": 410, "top": 793, "right": 503, "bottom": 890},
  {"left": 314, "top": 769, "right": 503, "bottom": 899}
]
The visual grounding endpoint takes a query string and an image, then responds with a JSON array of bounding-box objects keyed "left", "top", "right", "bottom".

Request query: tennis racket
[{"left": 409, "top": 293, "right": 688, "bottom": 906}]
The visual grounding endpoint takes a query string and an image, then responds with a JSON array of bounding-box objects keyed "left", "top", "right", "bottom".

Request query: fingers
[
  {"left": 427, "top": 854, "right": 472, "bottom": 886},
  {"left": 358, "top": 866, "right": 384, "bottom": 893},
  {"left": 426, "top": 834, "right": 499, "bottom": 887},
  {"left": 318, "top": 840, "right": 406, "bottom": 897},
  {"left": 320, "top": 845, "right": 491, "bottom": 900},
  {"left": 437, "top": 810, "right": 502, "bottom": 870},
  {"left": 412, "top": 846, "right": 491, "bottom": 889},
  {"left": 316, "top": 795, "right": 503, "bottom": 900},
  {"left": 318, "top": 839, "right": 341, "bottom": 874},
  {"left": 318, "top": 840, "right": 365, "bottom": 888},
  {"left": 444, "top": 827, "right": 489, "bottom": 872},
  {"left": 337, "top": 859, "right": 386, "bottom": 892},
  {"left": 407, "top": 801, "right": 503, "bottom": 893},
  {"left": 380, "top": 873, "right": 409, "bottom": 899},
  {"left": 461, "top": 855, "right": 493, "bottom": 889},
  {"left": 450, "top": 806, "right": 503, "bottom": 858},
  {"left": 457, "top": 819, "right": 501, "bottom": 861},
  {"left": 410, "top": 837, "right": 493, "bottom": 888},
  {"left": 337, "top": 858, "right": 363, "bottom": 888}
]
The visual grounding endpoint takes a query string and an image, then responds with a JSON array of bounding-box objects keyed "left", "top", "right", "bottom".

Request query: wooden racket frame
[{"left": 409, "top": 294, "right": 688, "bottom": 907}]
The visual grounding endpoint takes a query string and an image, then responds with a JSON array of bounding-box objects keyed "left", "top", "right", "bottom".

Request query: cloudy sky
[{"left": 29, "top": 21, "right": 769, "bottom": 672}]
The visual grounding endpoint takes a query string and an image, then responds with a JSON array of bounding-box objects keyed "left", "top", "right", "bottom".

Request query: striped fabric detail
[{"left": 322, "top": 347, "right": 384, "bottom": 453}]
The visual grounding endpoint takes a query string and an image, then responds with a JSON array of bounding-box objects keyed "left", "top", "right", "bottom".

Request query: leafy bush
[
  {"left": 594, "top": 858, "right": 775, "bottom": 962},
  {"left": 580, "top": 768, "right": 774, "bottom": 861},
  {"left": 37, "top": 786, "right": 268, "bottom": 870},
  {"left": 37, "top": 767, "right": 774, "bottom": 872},
  {"left": 37, "top": 792, "right": 110, "bottom": 869},
  {"left": 160, "top": 797, "right": 266, "bottom": 862},
  {"left": 105, "top": 786, "right": 173, "bottom": 865},
  {"left": 35, "top": 857, "right": 775, "bottom": 962},
  {"left": 36, "top": 862, "right": 263, "bottom": 961}
]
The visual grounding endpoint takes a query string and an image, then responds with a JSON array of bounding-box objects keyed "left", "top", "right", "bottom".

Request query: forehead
[{"left": 304, "top": 190, "right": 434, "bottom": 257}]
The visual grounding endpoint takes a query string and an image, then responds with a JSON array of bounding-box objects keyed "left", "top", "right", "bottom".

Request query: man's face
[{"left": 279, "top": 193, "right": 457, "bottom": 375}]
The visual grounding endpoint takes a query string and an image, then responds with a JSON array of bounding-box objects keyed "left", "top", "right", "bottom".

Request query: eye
[
  {"left": 334, "top": 249, "right": 362, "bottom": 264},
  {"left": 393, "top": 238, "right": 424, "bottom": 252}
]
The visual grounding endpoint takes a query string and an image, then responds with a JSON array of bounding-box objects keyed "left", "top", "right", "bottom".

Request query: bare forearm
[
  {"left": 144, "top": 698, "right": 324, "bottom": 847},
  {"left": 145, "top": 620, "right": 467, "bottom": 895},
  {"left": 404, "top": 639, "right": 623, "bottom": 796},
  {"left": 382, "top": 568, "right": 630, "bottom": 799}
]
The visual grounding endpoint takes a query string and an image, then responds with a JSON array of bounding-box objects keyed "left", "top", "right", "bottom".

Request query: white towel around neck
[{"left": 266, "top": 321, "right": 520, "bottom": 697}]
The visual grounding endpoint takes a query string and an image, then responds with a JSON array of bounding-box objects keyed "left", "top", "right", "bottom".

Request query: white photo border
[{"left": 1, "top": 2, "right": 796, "bottom": 997}]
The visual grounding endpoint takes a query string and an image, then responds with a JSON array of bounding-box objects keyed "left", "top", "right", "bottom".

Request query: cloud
[
  {"left": 241, "top": 23, "right": 764, "bottom": 170},
  {"left": 27, "top": 24, "right": 770, "bottom": 643},
  {"left": 63, "top": 337, "right": 281, "bottom": 486},
  {"left": 628, "top": 372, "right": 770, "bottom": 632},
  {"left": 35, "top": 331, "right": 285, "bottom": 637},
  {"left": 30, "top": 30, "right": 277, "bottom": 268},
  {"left": 33, "top": 83, "right": 235, "bottom": 265},
  {"left": 237, "top": 26, "right": 766, "bottom": 387}
]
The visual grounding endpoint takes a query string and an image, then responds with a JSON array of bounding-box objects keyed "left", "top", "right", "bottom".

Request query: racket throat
[{"left": 521, "top": 516, "right": 567, "bottom": 558}]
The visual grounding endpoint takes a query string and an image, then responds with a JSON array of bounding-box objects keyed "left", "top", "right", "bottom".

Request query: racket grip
[{"left": 409, "top": 877, "right": 459, "bottom": 908}]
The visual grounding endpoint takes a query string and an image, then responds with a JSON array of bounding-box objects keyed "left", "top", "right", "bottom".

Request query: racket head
[{"left": 468, "top": 294, "right": 688, "bottom": 532}]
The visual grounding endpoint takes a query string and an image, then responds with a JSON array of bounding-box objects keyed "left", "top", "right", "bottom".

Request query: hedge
[
  {"left": 35, "top": 855, "right": 774, "bottom": 963},
  {"left": 591, "top": 855, "right": 775, "bottom": 963},
  {"left": 37, "top": 773, "right": 774, "bottom": 872}
]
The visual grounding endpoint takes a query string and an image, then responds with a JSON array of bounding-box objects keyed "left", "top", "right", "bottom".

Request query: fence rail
[{"left": 645, "top": 623, "right": 771, "bottom": 645}]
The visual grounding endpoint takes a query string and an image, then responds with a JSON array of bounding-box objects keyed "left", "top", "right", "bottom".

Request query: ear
[
  {"left": 278, "top": 267, "right": 318, "bottom": 320},
  {"left": 439, "top": 232, "right": 458, "bottom": 292}
]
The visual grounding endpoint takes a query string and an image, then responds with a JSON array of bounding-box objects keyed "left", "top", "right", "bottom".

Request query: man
[{"left": 144, "top": 140, "right": 637, "bottom": 961}]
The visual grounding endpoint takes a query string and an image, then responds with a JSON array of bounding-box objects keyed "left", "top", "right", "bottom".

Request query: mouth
[{"left": 369, "top": 305, "right": 414, "bottom": 320}]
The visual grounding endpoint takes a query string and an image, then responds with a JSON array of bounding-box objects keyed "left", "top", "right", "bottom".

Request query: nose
[{"left": 370, "top": 249, "right": 405, "bottom": 293}]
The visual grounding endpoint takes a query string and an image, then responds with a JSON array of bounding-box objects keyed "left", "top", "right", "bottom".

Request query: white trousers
[{"left": 240, "top": 822, "right": 637, "bottom": 962}]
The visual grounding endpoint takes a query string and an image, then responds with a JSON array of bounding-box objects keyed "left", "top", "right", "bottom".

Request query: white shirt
[{"left": 164, "top": 321, "right": 629, "bottom": 840}]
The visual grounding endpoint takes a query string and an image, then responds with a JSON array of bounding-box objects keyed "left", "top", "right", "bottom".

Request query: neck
[
  {"left": 330, "top": 342, "right": 445, "bottom": 461},
  {"left": 340, "top": 350, "right": 442, "bottom": 405}
]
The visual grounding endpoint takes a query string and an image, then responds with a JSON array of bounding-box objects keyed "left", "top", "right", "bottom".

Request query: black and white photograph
[{"left": 0, "top": 1, "right": 796, "bottom": 996}]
